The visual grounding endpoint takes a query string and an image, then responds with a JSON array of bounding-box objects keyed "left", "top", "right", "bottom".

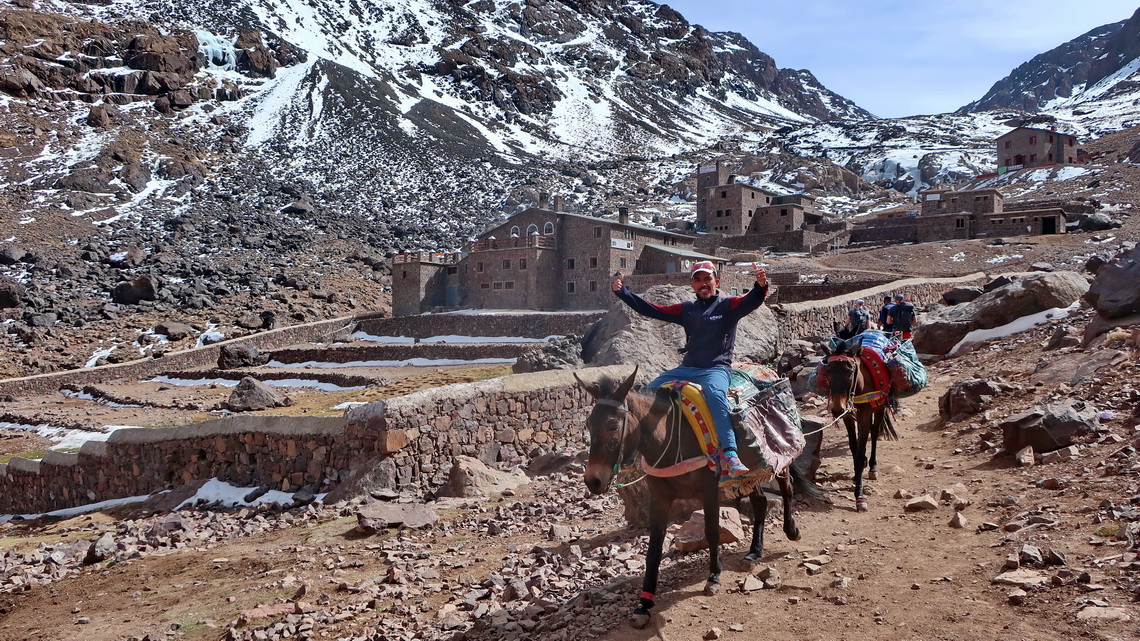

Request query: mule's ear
[
  {"left": 573, "top": 371, "right": 600, "bottom": 399},
  {"left": 615, "top": 365, "right": 638, "bottom": 400}
]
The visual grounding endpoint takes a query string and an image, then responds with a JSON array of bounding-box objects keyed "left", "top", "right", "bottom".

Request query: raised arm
[
  {"left": 611, "top": 272, "right": 683, "bottom": 324},
  {"left": 726, "top": 263, "right": 769, "bottom": 319}
]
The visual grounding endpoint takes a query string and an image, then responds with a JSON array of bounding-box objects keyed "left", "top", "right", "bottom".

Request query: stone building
[
  {"left": 391, "top": 200, "right": 715, "bottom": 316},
  {"left": 996, "top": 126, "right": 1078, "bottom": 171},
  {"left": 851, "top": 186, "right": 1065, "bottom": 244}
]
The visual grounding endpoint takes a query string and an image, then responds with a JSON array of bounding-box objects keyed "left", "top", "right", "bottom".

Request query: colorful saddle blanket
[{"left": 661, "top": 363, "right": 806, "bottom": 480}]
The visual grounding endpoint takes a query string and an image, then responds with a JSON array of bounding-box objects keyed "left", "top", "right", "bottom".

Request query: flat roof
[{"left": 642, "top": 243, "right": 721, "bottom": 260}]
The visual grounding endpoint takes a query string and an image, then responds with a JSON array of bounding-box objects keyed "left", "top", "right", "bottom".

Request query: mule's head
[
  {"left": 575, "top": 366, "right": 638, "bottom": 495},
  {"left": 822, "top": 338, "right": 860, "bottom": 414}
]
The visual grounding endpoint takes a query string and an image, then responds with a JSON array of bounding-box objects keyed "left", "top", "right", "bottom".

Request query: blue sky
[{"left": 659, "top": 1, "right": 1139, "bottom": 118}]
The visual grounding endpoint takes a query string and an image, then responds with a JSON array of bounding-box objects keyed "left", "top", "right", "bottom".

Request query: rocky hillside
[{"left": 958, "top": 15, "right": 1132, "bottom": 113}]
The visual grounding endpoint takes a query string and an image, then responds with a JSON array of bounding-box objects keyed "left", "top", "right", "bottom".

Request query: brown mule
[
  {"left": 820, "top": 338, "right": 899, "bottom": 511},
  {"left": 576, "top": 367, "right": 822, "bottom": 628}
]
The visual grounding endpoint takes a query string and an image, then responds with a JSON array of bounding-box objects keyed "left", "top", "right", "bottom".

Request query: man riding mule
[
  {"left": 576, "top": 367, "right": 823, "bottom": 628},
  {"left": 611, "top": 260, "right": 769, "bottom": 484}
]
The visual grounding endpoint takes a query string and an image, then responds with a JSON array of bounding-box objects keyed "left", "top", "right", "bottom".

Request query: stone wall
[
  {"left": 0, "top": 314, "right": 378, "bottom": 398},
  {"left": 355, "top": 311, "right": 604, "bottom": 339},
  {"left": 0, "top": 367, "right": 631, "bottom": 515},
  {"left": 269, "top": 343, "right": 535, "bottom": 365}
]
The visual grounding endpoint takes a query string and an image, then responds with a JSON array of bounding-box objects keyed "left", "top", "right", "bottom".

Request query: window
[
  {"left": 1069, "top": 137, "right": 1075, "bottom": 146},
  {"left": 589, "top": 281, "right": 597, "bottom": 291},
  {"left": 725, "top": 209, "right": 731, "bottom": 217},
  {"left": 750, "top": 192, "right": 755, "bottom": 199},
  {"left": 493, "top": 282, "right": 503, "bottom": 290},
  {"left": 402, "top": 270, "right": 407, "bottom": 279},
  {"left": 1029, "top": 154, "right": 1036, "bottom": 162},
  {"left": 505, "top": 282, "right": 514, "bottom": 290},
  {"left": 566, "top": 282, "right": 575, "bottom": 293},
  {"left": 510, "top": 226, "right": 520, "bottom": 237},
  {"left": 1048, "top": 153, "right": 1053, "bottom": 161},
  {"left": 1005, "top": 140, "right": 1012, "bottom": 149},
  {"left": 716, "top": 210, "right": 723, "bottom": 217},
  {"left": 502, "top": 259, "right": 511, "bottom": 269},
  {"left": 955, "top": 218, "right": 965, "bottom": 229},
  {"left": 480, "top": 283, "right": 490, "bottom": 289},
  {"left": 780, "top": 209, "right": 788, "bottom": 216},
  {"left": 519, "top": 259, "right": 527, "bottom": 270},
  {"left": 526, "top": 224, "right": 539, "bottom": 235},
  {"left": 721, "top": 191, "right": 727, "bottom": 198},
  {"left": 635, "top": 259, "right": 642, "bottom": 270},
  {"left": 593, "top": 226, "right": 602, "bottom": 238},
  {"left": 567, "top": 258, "right": 575, "bottom": 269},
  {"left": 748, "top": 210, "right": 753, "bottom": 217},
  {"left": 1029, "top": 135, "right": 1036, "bottom": 145},
  {"left": 1049, "top": 135, "right": 1053, "bottom": 143},
  {"left": 446, "top": 266, "right": 457, "bottom": 275},
  {"left": 477, "top": 262, "right": 484, "bottom": 272},
  {"left": 619, "top": 258, "right": 626, "bottom": 268},
  {"left": 543, "top": 222, "right": 554, "bottom": 235},
  {"left": 589, "top": 257, "right": 598, "bottom": 268}
]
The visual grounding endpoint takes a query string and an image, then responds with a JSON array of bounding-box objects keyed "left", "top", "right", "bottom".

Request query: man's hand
[
  {"left": 752, "top": 263, "right": 767, "bottom": 287},
  {"left": 611, "top": 271, "right": 624, "bottom": 292}
]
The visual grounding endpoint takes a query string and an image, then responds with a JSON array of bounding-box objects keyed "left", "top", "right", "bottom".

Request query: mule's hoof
[
  {"left": 867, "top": 470, "right": 878, "bottom": 481},
  {"left": 704, "top": 581, "right": 721, "bottom": 596},
  {"left": 744, "top": 551, "right": 761, "bottom": 563},
  {"left": 786, "top": 526, "right": 801, "bottom": 541},
  {"left": 630, "top": 612, "right": 651, "bottom": 629},
  {"left": 856, "top": 498, "right": 869, "bottom": 512}
]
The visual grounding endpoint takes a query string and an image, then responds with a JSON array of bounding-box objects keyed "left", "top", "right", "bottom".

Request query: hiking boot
[{"left": 719, "top": 450, "right": 749, "bottom": 484}]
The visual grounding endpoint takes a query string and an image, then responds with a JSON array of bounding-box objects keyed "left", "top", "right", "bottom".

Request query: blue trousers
[{"left": 647, "top": 365, "right": 737, "bottom": 452}]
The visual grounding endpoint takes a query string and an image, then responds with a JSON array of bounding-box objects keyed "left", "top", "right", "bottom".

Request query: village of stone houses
[{"left": 3, "top": 2, "right": 1140, "bottom": 640}]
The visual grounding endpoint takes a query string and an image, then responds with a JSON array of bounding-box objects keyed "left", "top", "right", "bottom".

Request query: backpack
[
  {"left": 848, "top": 307, "right": 870, "bottom": 334},
  {"left": 891, "top": 302, "right": 915, "bottom": 331}
]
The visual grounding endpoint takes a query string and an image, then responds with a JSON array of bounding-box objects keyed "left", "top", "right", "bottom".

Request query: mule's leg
[
  {"left": 702, "top": 476, "right": 722, "bottom": 596},
  {"left": 744, "top": 487, "right": 768, "bottom": 562},
  {"left": 854, "top": 417, "right": 871, "bottom": 512},
  {"left": 867, "top": 408, "right": 883, "bottom": 480},
  {"left": 777, "top": 470, "right": 801, "bottom": 541},
  {"left": 844, "top": 417, "right": 867, "bottom": 511},
  {"left": 632, "top": 491, "right": 673, "bottom": 629}
]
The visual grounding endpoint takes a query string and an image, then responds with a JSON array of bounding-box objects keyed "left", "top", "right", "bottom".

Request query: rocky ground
[{"left": 0, "top": 311, "right": 1138, "bottom": 641}]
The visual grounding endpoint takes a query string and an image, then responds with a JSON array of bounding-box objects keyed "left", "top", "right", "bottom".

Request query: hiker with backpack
[
  {"left": 887, "top": 292, "right": 918, "bottom": 339},
  {"left": 878, "top": 295, "right": 895, "bottom": 333},
  {"left": 847, "top": 299, "right": 871, "bottom": 336}
]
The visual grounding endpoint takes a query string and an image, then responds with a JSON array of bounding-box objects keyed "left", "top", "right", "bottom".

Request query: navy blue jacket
[{"left": 613, "top": 283, "right": 768, "bottom": 368}]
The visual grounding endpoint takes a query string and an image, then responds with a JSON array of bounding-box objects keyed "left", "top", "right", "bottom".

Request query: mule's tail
[
  {"left": 879, "top": 408, "right": 900, "bottom": 441},
  {"left": 790, "top": 464, "right": 828, "bottom": 501}
]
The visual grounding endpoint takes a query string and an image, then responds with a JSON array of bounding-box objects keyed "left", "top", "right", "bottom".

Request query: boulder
[
  {"left": 671, "top": 507, "right": 744, "bottom": 552},
  {"left": 0, "top": 276, "right": 25, "bottom": 308},
  {"left": 1043, "top": 324, "right": 1081, "bottom": 350},
  {"left": 941, "top": 286, "right": 982, "bottom": 306},
  {"left": 436, "top": 455, "right": 530, "bottom": 498},
  {"left": 83, "top": 532, "right": 116, "bottom": 565},
  {"left": 106, "top": 245, "right": 147, "bottom": 268},
  {"left": 1000, "top": 400, "right": 1099, "bottom": 454},
  {"left": 913, "top": 271, "right": 1089, "bottom": 356},
  {"left": 939, "top": 378, "right": 1009, "bottom": 421},
  {"left": 111, "top": 276, "right": 159, "bottom": 304},
  {"left": 1030, "top": 350, "right": 1129, "bottom": 385},
  {"left": 224, "top": 377, "right": 286, "bottom": 412},
  {"left": 355, "top": 503, "right": 439, "bottom": 533},
  {"left": 0, "top": 246, "right": 27, "bottom": 265},
  {"left": 155, "top": 320, "right": 195, "bottom": 341},
  {"left": 1084, "top": 245, "right": 1140, "bottom": 319},
  {"left": 512, "top": 335, "right": 584, "bottom": 373},
  {"left": 218, "top": 343, "right": 269, "bottom": 369}
]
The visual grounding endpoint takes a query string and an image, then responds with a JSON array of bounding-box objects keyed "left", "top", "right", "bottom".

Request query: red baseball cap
[{"left": 691, "top": 261, "right": 717, "bottom": 276}]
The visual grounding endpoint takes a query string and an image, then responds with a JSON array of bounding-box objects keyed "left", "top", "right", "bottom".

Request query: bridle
[
  {"left": 593, "top": 397, "right": 631, "bottom": 476},
  {"left": 592, "top": 394, "right": 686, "bottom": 487}
]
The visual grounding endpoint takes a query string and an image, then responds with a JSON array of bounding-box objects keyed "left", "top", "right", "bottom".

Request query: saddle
[
  {"left": 654, "top": 363, "right": 806, "bottom": 484},
  {"left": 815, "top": 339, "right": 894, "bottom": 409}
]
